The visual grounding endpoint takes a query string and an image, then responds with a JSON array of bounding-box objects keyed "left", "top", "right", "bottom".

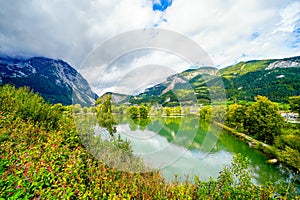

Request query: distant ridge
[
  {"left": 0, "top": 56, "right": 98, "bottom": 106},
  {"left": 130, "top": 55, "right": 300, "bottom": 105}
]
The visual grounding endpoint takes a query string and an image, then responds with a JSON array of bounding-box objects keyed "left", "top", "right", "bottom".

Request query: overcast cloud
[{"left": 0, "top": 0, "right": 299, "bottom": 95}]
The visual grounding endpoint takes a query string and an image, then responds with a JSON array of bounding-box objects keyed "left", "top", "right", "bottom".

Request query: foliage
[
  {"left": 223, "top": 95, "right": 300, "bottom": 169},
  {"left": 211, "top": 105, "right": 227, "bottom": 123},
  {"left": 275, "top": 123, "right": 300, "bottom": 169},
  {"left": 0, "top": 85, "right": 163, "bottom": 199},
  {"left": 112, "top": 104, "right": 128, "bottom": 114},
  {"left": 278, "top": 103, "right": 290, "bottom": 111},
  {"left": 199, "top": 106, "right": 212, "bottom": 122},
  {"left": 139, "top": 105, "right": 149, "bottom": 119},
  {"left": 244, "top": 96, "right": 285, "bottom": 144},
  {"left": 149, "top": 106, "right": 164, "bottom": 116},
  {"left": 164, "top": 107, "right": 172, "bottom": 116},
  {"left": 2, "top": 74, "right": 73, "bottom": 105},
  {"left": 224, "top": 67, "right": 300, "bottom": 102},
  {"left": 128, "top": 106, "right": 139, "bottom": 119},
  {"left": 128, "top": 105, "right": 149, "bottom": 119},
  {"left": 199, "top": 105, "right": 226, "bottom": 123},
  {"left": 0, "top": 85, "right": 298, "bottom": 199},
  {"left": 219, "top": 59, "right": 273, "bottom": 76},
  {"left": 95, "top": 95, "right": 116, "bottom": 136},
  {"left": 277, "top": 146, "right": 300, "bottom": 170},
  {"left": 0, "top": 84, "right": 62, "bottom": 130},
  {"left": 193, "top": 154, "right": 298, "bottom": 199},
  {"left": 289, "top": 96, "right": 300, "bottom": 115},
  {"left": 164, "top": 106, "right": 181, "bottom": 116},
  {"left": 276, "top": 134, "right": 300, "bottom": 152},
  {"left": 226, "top": 103, "right": 248, "bottom": 130},
  {"left": 127, "top": 105, "right": 151, "bottom": 131}
]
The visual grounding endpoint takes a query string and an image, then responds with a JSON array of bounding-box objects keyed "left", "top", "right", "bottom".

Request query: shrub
[
  {"left": 139, "top": 105, "right": 149, "bottom": 119},
  {"left": 128, "top": 106, "right": 139, "bottom": 119}
]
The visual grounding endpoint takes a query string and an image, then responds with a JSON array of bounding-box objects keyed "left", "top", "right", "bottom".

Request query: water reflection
[{"left": 115, "top": 115, "right": 297, "bottom": 185}]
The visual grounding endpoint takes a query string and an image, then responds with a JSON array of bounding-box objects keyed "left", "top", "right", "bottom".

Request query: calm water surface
[{"left": 114, "top": 115, "right": 297, "bottom": 186}]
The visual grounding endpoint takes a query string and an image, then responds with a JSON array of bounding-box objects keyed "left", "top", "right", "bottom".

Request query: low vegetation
[
  {"left": 128, "top": 105, "right": 149, "bottom": 119},
  {"left": 0, "top": 85, "right": 299, "bottom": 199},
  {"left": 289, "top": 96, "right": 300, "bottom": 115}
]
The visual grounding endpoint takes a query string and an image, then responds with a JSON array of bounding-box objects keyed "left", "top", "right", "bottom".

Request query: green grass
[{"left": 219, "top": 59, "right": 274, "bottom": 76}]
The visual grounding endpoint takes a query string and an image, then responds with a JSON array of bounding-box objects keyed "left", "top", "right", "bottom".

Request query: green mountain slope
[
  {"left": 221, "top": 56, "right": 300, "bottom": 102},
  {"left": 218, "top": 59, "right": 274, "bottom": 76},
  {"left": 130, "top": 56, "right": 300, "bottom": 105}
]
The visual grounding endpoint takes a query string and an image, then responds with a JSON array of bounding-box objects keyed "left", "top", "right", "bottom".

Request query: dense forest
[{"left": 223, "top": 68, "right": 300, "bottom": 102}]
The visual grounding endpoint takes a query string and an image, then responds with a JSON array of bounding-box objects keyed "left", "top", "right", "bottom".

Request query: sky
[{"left": 0, "top": 0, "right": 300, "bottom": 95}]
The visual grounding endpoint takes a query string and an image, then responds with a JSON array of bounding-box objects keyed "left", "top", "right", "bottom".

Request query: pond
[{"left": 114, "top": 115, "right": 297, "bottom": 186}]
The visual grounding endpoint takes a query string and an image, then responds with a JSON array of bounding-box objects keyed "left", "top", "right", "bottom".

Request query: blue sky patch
[
  {"left": 291, "top": 21, "right": 300, "bottom": 48},
  {"left": 291, "top": 35, "right": 300, "bottom": 48},
  {"left": 250, "top": 32, "right": 260, "bottom": 40},
  {"left": 188, "top": 65, "right": 198, "bottom": 70},
  {"left": 152, "top": 0, "right": 173, "bottom": 12}
]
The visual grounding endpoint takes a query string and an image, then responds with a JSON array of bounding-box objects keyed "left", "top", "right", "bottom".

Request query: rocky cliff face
[
  {"left": 0, "top": 56, "right": 97, "bottom": 106},
  {"left": 181, "top": 67, "right": 218, "bottom": 80},
  {"left": 266, "top": 57, "right": 300, "bottom": 70}
]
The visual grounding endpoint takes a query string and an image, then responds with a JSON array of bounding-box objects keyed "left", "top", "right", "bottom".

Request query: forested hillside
[{"left": 130, "top": 56, "right": 300, "bottom": 105}]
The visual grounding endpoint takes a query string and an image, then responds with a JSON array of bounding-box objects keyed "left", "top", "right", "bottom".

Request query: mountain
[
  {"left": 0, "top": 56, "right": 97, "bottom": 106},
  {"left": 220, "top": 56, "right": 300, "bottom": 102},
  {"left": 130, "top": 66, "right": 220, "bottom": 106},
  {"left": 130, "top": 56, "right": 300, "bottom": 105}
]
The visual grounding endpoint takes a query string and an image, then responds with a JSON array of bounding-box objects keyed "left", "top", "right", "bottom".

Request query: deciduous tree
[
  {"left": 96, "top": 95, "right": 116, "bottom": 136},
  {"left": 128, "top": 106, "right": 139, "bottom": 119},
  {"left": 199, "top": 106, "right": 212, "bottom": 122},
  {"left": 226, "top": 103, "right": 247, "bottom": 130},
  {"left": 289, "top": 96, "right": 300, "bottom": 115},
  {"left": 244, "top": 96, "right": 284, "bottom": 144},
  {"left": 139, "top": 105, "right": 149, "bottom": 119}
]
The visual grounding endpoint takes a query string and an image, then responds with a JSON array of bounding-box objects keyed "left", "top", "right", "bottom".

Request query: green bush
[
  {"left": 0, "top": 85, "right": 61, "bottom": 130},
  {"left": 278, "top": 146, "right": 300, "bottom": 170},
  {"left": 276, "top": 134, "right": 300, "bottom": 152},
  {"left": 96, "top": 95, "right": 116, "bottom": 136},
  {"left": 244, "top": 96, "right": 285, "bottom": 144},
  {"left": 139, "top": 105, "right": 149, "bottom": 119},
  {"left": 199, "top": 106, "right": 212, "bottom": 122},
  {"left": 128, "top": 106, "right": 139, "bottom": 119}
]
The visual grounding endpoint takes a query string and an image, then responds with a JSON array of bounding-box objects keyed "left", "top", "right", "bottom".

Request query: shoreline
[{"left": 213, "top": 121, "right": 300, "bottom": 172}]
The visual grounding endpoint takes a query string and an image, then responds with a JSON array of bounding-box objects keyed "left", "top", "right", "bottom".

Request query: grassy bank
[
  {"left": 213, "top": 121, "right": 278, "bottom": 156},
  {"left": 213, "top": 121, "right": 300, "bottom": 171}
]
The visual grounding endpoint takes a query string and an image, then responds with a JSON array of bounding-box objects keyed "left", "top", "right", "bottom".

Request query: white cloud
[
  {"left": 0, "top": 0, "right": 159, "bottom": 66},
  {"left": 80, "top": 49, "right": 187, "bottom": 95},
  {"left": 276, "top": 1, "right": 300, "bottom": 32},
  {"left": 161, "top": 0, "right": 300, "bottom": 67},
  {"left": 0, "top": 0, "right": 299, "bottom": 94}
]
